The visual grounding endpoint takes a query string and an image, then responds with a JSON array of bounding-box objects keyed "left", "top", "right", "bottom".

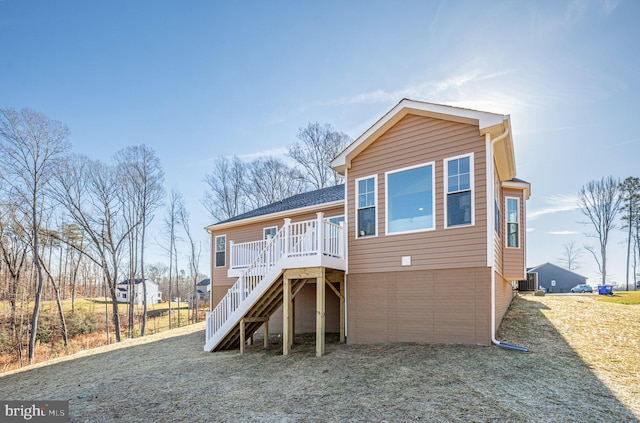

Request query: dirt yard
[{"left": 0, "top": 294, "right": 638, "bottom": 422}]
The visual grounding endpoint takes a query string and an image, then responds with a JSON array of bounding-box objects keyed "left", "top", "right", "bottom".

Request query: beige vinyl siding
[
  {"left": 502, "top": 188, "right": 526, "bottom": 280},
  {"left": 209, "top": 204, "right": 344, "bottom": 304},
  {"left": 494, "top": 273, "right": 515, "bottom": 325},
  {"left": 347, "top": 114, "right": 488, "bottom": 274},
  {"left": 347, "top": 267, "right": 491, "bottom": 345}
]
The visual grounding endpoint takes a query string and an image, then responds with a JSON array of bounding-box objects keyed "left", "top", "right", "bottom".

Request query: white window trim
[
  {"left": 385, "top": 161, "right": 436, "bottom": 236},
  {"left": 505, "top": 197, "right": 520, "bottom": 249},
  {"left": 263, "top": 226, "right": 278, "bottom": 239},
  {"left": 355, "top": 174, "right": 378, "bottom": 239},
  {"left": 444, "top": 153, "right": 475, "bottom": 229},
  {"left": 215, "top": 234, "right": 227, "bottom": 267}
]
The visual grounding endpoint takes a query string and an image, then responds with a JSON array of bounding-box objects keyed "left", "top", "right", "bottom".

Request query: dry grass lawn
[{"left": 0, "top": 294, "right": 638, "bottom": 422}]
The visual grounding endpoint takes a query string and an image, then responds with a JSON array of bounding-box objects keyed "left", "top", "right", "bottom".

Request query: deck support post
[
  {"left": 283, "top": 276, "right": 292, "bottom": 356},
  {"left": 316, "top": 267, "right": 326, "bottom": 357},
  {"left": 263, "top": 319, "right": 269, "bottom": 349},
  {"left": 339, "top": 278, "right": 345, "bottom": 344},
  {"left": 239, "top": 318, "right": 245, "bottom": 355},
  {"left": 291, "top": 298, "right": 295, "bottom": 349}
]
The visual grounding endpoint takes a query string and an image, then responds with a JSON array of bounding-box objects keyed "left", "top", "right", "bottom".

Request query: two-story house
[
  {"left": 116, "top": 278, "right": 162, "bottom": 305},
  {"left": 204, "top": 99, "right": 530, "bottom": 356}
]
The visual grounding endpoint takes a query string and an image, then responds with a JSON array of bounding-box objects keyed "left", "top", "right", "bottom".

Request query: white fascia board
[
  {"left": 502, "top": 180, "right": 531, "bottom": 200},
  {"left": 331, "top": 99, "right": 508, "bottom": 174},
  {"left": 204, "top": 200, "right": 345, "bottom": 232}
]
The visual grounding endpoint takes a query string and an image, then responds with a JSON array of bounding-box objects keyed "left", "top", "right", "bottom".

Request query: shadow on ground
[{"left": 0, "top": 296, "right": 636, "bottom": 422}]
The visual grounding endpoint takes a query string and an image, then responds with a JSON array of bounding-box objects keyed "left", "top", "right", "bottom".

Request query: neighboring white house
[
  {"left": 116, "top": 279, "right": 162, "bottom": 305},
  {"left": 188, "top": 279, "right": 211, "bottom": 308}
]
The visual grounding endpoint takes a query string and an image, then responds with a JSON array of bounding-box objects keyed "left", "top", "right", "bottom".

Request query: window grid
[
  {"left": 356, "top": 176, "right": 377, "bottom": 238},
  {"left": 445, "top": 155, "right": 473, "bottom": 228},
  {"left": 506, "top": 198, "right": 519, "bottom": 248},
  {"left": 215, "top": 235, "right": 226, "bottom": 267}
]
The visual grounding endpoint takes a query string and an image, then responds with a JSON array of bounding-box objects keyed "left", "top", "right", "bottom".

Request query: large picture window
[
  {"left": 386, "top": 163, "right": 434, "bottom": 234},
  {"left": 506, "top": 198, "right": 519, "bottom": 248},
  {"left": 356, "top": 176, "right": 377, "bottom": 238},
  {"left": 215, "top": 235, "right": 226, "bottom": 267},
  {"left": 445, "top": 154, "right": 473, "bottom": 227}
]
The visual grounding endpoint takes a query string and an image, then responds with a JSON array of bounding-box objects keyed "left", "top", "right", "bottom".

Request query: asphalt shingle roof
[{"left": 213, "top": 184, "right": 345, "bottom": 226}]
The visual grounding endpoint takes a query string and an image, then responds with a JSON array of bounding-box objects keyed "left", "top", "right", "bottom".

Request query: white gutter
[
  {"left": 487, "top": 125, "right": 527, "bottom": 352},
  {"left": 489, "top": 125, "right": 509, "bottom": 347}
]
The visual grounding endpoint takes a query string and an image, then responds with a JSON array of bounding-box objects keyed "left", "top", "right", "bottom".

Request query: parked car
[{"left": 571, "top": 284, "right": 593, "bottom": 293}]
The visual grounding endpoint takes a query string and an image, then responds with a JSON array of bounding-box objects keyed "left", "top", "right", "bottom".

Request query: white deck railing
[
  {"left": 229, "top": 216, "right": 344, "bottom": 270},
  {"left": 205, "top": 213, "right": 344, "bottom": 350}
]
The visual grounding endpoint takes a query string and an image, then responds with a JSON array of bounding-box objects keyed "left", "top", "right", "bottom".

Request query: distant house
[
  {"left": 116, "top": 279, "right": 162, "bottom": 305},
  {"left": 528, "top": 263, "right": 588, "bottom": 293},
  {"left": 188, "top": 279, "right": 211, "bottom": 308}
]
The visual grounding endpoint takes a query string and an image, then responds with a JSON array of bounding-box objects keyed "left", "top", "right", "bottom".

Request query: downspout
[{"left": 488, "top": 126, "right": 528, "bottom": 352}]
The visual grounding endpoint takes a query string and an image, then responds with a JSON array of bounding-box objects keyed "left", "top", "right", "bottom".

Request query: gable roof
[
  {"left": 527, "top": 262, "right": 587, "bottom": 279},
  {"left": 330, "top": 98, "right": 516, "bottom": 181},
  {"left": 207, "top": 184, "right": 345, "bottom": 230},
  {"left": 503, "top": 178, "right": 531, "bottom": 200},
  {"left": 197, "top": 279, "right": 211, "bottom": 287},
  {"left": 118, "top": 278, "right": 157, "bottom": 286}
]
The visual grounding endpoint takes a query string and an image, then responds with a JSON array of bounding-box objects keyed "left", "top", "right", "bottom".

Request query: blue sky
[{"left": 2, "top": 1, "right": 639, "bottom": 285}]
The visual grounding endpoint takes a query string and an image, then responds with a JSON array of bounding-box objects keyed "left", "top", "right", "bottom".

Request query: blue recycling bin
[{"left": 597, "top": 285, "right": 613, "bottom": 295}]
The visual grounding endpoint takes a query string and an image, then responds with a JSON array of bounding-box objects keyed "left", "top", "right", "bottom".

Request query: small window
[
  {"left": 386, "top": 163, "right": 434, "bottom": 234},
  {"left": 356, "top": 176, "right": 377, "bottom": 238},
  {"left": 215, "top": 235, "right": 226, "bottom": 267},
  {"left": 263, "top": 226, "right": 277, "bottom": 239},
  {"left": 328, "top": 215, "right": 344, "bottom": 225},
  {"left": 445, "top": 155, "right": 473, "bottom": 227},
  {"left": 506, "top": 198, "right": 519, "bottom": 248},
  {"left": 122, "top": 292, "right": 127, "bottom": 299}
]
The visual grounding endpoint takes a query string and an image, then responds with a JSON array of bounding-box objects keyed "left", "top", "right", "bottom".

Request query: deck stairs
[{"left": 204, "top": 215, "right": 344, "bottom": 352}]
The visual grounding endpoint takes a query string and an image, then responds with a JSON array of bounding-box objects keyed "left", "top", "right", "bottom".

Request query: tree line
[
  {"left": 202, "top": 122, "right": 351, "bottom": 222},
  {"left": 0, "top": 108, "right": 351, "bottom": 367},
  {"left": 577, "top": 175, "right": 640, "bottom": 290},
  {"left": 0, "top": 108, "right": 203, "bottom": 365}
]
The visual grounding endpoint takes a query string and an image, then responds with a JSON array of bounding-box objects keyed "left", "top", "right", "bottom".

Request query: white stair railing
[
  {"left": 205, "top": 212, "right": 345, "bottom": 349},
  {"left": 206, "top": 222, "right": 288, "bottom": 341}
]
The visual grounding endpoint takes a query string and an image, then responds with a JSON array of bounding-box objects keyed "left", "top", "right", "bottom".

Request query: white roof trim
[
  {"left": 205, "top": 200, "right": 344, "bottom": 232},
  {"left": 331, "top": 99, "right": 510, "bottom": 174},
  {"left": 502, "top": 180, "right": 531, "bottom": 200}
]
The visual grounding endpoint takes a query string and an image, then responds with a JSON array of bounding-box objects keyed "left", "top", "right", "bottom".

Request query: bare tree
[
  {"left": 177, "top": 198, "right": 201, "bottom": 323},
  {"left": 164, "top": 189, "right": 182, "bottom": 329},
  {"left": 203, "top": 156, "right": 246, "bottom": 221},
  {"left": 557, "top": 241, "right": 583, "bottom": 271},
  {"left": 115, "top": 145, "right": 165, "bottom": 336},
  {"left": 245, "top": 157, "right": 306, "bottom": 209},
  {"left": 288, "top": 122, "right": 351, "bottom": 189},
  {"left": 0, "top": 200, "right": 29, "bottom": 339},
  {"left": 0, "top": 108, "right": 71, "bottom": 363},
  {"left": 52, "top": 154, "right": 135, "bottom": 342},
  {"left": 619, "top": 177, "right": 640, "bottom": 291},
  {"left": 578, "top": 176, "right": 622, "bottom": 285}
]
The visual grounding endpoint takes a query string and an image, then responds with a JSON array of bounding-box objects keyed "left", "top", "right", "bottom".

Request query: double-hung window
[
  {"left": 445, "top": 154, "right": 473, "bottom": 227},
  {"left": 506, "top": 198, "right": 519, "bottom": 248},
  {"left": 356, "top": 176, "right": 377, "bottom": 238},
  {"left": 215, "top": 235, "right": 226, "bottom": 267},
  {"left": 386, "top": 163, "right": 434, "bottom": 234}
]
